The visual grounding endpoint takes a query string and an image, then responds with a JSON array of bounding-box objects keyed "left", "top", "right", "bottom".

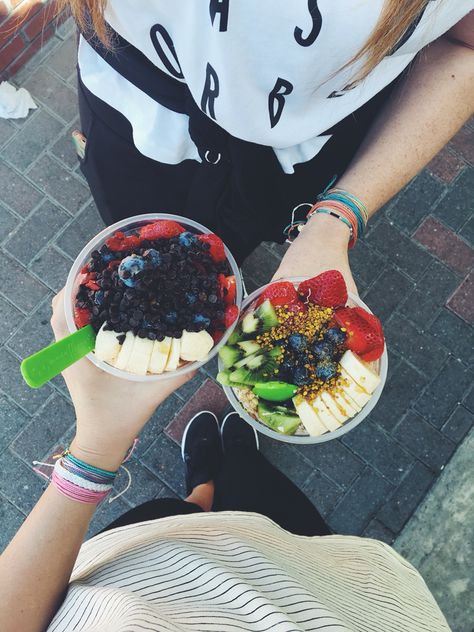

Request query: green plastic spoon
[{"left": 21, "top": 325, "right": 96, "bottom": 389}]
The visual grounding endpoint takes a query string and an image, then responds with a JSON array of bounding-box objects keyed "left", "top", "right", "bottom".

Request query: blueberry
[
  {"left": 94, "top": 290, "right": 105, "bottom": 306},
  {"left": 143, "top": 248, "right": 162, "bottom": 268},
  {"left": 178, "top": 231, "right": 197, "bottom": 247},
  {"left": 324, "top": 327, "right": 347, "bottom": 346},
  {"left": 292, "top": 366, "right": 311, "bottom": 386},
  {"left": 312, "top": 340, "right": 334, "bottom": 361},
  {"left": 193, "top": 313, "right": 211, "bottom": 328},
  {"left": 99, "top": 245, "right": 115, "bottom": 263},
  {"left": 164, "top": 310, "right": 178, "bottom": 324},
  {"left": 118, "top": 255, "right": 145, "bottom": 287},
  {"left": 296, "top": 352, "right": 310, "bottom": 366},
  {"left": 315, "top": 359, "right": 338, "bottom": 382},
  {"left": 288, "top": 333, "right": 308, "bottom": 353},
  {"left": 185, "top": 291, "right": 198, "bottom": 305}
]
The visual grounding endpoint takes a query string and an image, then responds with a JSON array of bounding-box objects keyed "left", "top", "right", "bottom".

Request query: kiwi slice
[
  {"left": 255, "top": 299, "right": 279, "bottom": 330},
  {"left": 257, "top": 401, "right": 300, "bottom": 435},
  {"left": 238, "top": 300, "right": 279, "bottom": 340},
  {"left": 227, "top": 328, "right": 242, "bottom": 346},
  {"left": 216, "top": 370, "right": 248, "bottom": 389},
  {"left": 230, "top": 349, "right": 282, "bottom": 385},
  {"left": 238, "top": 340, "right": 261, "bottom": 355},
  {"left": 218, "top": 345, "right": 242, "bottom": 369},
  {"left": 233, "top": 352, "right": 265, "bottom": 370}
]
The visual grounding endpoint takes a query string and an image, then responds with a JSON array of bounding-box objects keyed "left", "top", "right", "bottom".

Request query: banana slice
[
  {"left": 149, "top": 337, "right": 172, "bottom": 374},
  {"left": 95, "top": 323, "right": 123, "bottom": 365},
  {"left": 165, "top": 336, "right": 182, "bottom": 371},
  {"left": 319, "top": 391, "right": 347, "bottom": 425},
  {"left": 332, "top": 388, "right": 360, "bottom": 417},
  {"left": 180, "top": 329, "right": 214, "bottom": 362},
  {"left": 126, "top": 336, "right": 154, "bottom": 375},
  {"left": 114, "top": 331, "right": 135, "bottom": 371},
  {"left": 340, "top": 368, "right": 372, "bottom": 408},
  {"left": 293, "top": 395, "right": 328, "bottom": 436},
  {"left": 339, "top": 350, "right": 381, "bottom": 394}
]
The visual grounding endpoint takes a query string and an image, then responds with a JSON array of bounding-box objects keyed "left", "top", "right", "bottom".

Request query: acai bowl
[
  {"left": 65, "top": 213, "right": 243, "bottom": 381},
  {"left": 217, "top": 272, "right": 387, "bottom": 444}
]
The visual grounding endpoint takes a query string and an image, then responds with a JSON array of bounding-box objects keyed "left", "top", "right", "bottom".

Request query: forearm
[
  {"left": 0, "top": 484, "right": 96, "bottom": 632},
  {"left": 337, "top": 36, "right": 474, "bottom": 217}
]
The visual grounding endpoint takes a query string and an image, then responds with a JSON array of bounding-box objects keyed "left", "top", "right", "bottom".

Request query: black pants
[
  {"left": 78, "top": 71, "right": 401, "bottom": 265},
  {"left": 101, "top": 448, "right": 330, "bottom": 537}
]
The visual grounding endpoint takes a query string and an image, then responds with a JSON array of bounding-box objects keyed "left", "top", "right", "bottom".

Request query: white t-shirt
[{"left": 78, "top": 1, "right": 473, "bottom": 173}]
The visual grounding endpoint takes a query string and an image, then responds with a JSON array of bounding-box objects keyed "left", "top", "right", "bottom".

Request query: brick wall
[{"left": 0, "top": 0, "right": 68, "bottom": 80}]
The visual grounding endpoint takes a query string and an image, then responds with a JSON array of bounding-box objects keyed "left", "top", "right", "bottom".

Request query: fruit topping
[
  {"left": 334, "top": 306, "right": 384, "bottom": 361},
  {"left": 218, "top": 274, "right": 237, "bottom": 306},
  {"left": 74, "top": 306, "right": 91, "bottom": 328},
  {"left": 298, "top": 270, "right": 347, "bottom": 308},
  {"left": 105, "top": 231, "right": 141, "bottom": 252},
  {"left": 180, "top": 329, "right": 214, "bottom": 361},
  {"left": 252, "top": 381, "right": 298, "bottom": 401},
  {"left": 311, "top": 339, "right": 334, "bottom": 361},
  {"left": 287, "top": 333, "right": 308, "bottom": 353},
  {"left": 118, "top": 254, "right": 146, "bottom": 287},
  {"left": 315, "top": 359, "right": 338, "bottom": 382},
  {"left": 138, "top": 219, "right": 185, "bottom": 240},
  {"left": 256, "top": 281, "right": 298, "bottom": 307},
  {"left": 257, "top": 401, "right": 301, "bottom": 435},
  {"left": 324, "top": 327, "right": 347, "bottom": 347},
  {"left": 224, "top": 304, "right": 239, "bottom": 328},
  {"left": 198, "top": 233, "right": 226, "bottom": 262}
]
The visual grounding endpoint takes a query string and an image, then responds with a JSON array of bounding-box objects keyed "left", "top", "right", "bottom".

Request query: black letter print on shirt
[
  {"left": 268, "top": 78, "right": 293, "bottom": 128},
  {"left": 201, "top": 63, "right": 220, "bottom": 120},
  {"left": 210, "top": 0, "right": 229, "bottom": 31},
  {"left": 294, "top": 0, "right": 322, "bottom": 47},
  {"left": 150, "top": 24, "right": 184, "bottom": 79}
]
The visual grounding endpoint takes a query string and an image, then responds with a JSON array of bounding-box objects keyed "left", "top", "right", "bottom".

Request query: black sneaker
[
  {"left": 181, "top": 411, "right": 222, "bottom": 496},
  {"left": 221, "top": 412, "right": 259, "bottom": 454}
]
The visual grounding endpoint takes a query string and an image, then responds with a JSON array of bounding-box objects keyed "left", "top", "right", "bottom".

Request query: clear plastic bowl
[
  {"left": 219, "top": 277, "right": 388, "bottom": 445},
  {"left": 64, "top": 213, "right": 243, "bottom": 381}
]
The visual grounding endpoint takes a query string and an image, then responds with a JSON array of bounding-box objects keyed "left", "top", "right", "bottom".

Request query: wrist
[
  {"left": 69, "top": 437, "right": 125, "bottom": 472},
  {"left": 303, "top": 212, "right": 351, "bottom": 248}
]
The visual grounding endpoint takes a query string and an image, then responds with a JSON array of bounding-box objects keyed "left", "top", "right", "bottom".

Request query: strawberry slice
[
  {"left": 334, "top": 306, "right": 384, "bottom": 361},
  {"left": 217, "top": 273, "right": 226, "bottom": 300},
  {"left": 217, "top": 274, "right": 236, "bottom": 305},
  {"left": 106, "top": 231, "right": 142, "bottom": 252},
  {"left": 287, "top": 300, "right": 308, "bottom": 317},
  {"left": 211, "top": 329, "right": 225, "bottom": 344},
  {"left": 198, "top": 233, "right": 226, "bottom": 262},
  {"left": 74, "top": 306, "right": 91, "bottom": 329},
  {"left": 224, "top": 304, "right": 239, "bottom": 328},
  {"left": 298, "top": 270, "right": 347, "bottom": 308},
  {"left": 255, "top": 281, "right": 298, "bottom": 307},
  {"left": 138, "top": 220, "right": 185, "bottom": 240},
  {"left": 84, "top": 280, "right": 100, "bottom": 291}
]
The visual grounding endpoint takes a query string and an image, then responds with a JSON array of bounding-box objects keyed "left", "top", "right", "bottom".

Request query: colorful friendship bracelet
[
  {"left": 283, "top": 187, "right": 368, "bottom": 247},
  {"left": 306, "top": 188, "right": 369, "bottom": 248},
  {"left": 50, "top": 452, "right": 117, "bottom": 505},
  {"left": 33, "top": 439, "right": 139, "bottom": 505}
]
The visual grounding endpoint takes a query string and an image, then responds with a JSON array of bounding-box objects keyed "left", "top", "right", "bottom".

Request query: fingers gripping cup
[
  {"left": 217, "top": 273, "right": 388, "bottom": 445},
  {"left": 64, "top": 214, "right": 243, "bottom": 381}
]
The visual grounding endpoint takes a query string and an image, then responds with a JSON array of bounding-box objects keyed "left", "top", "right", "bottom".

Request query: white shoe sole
[
  {"left": 221, "top": 411, "right": 259, "bottom": 451},
  {"left": 181, "top": 410, "right": 220, "bottom": 461}
]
